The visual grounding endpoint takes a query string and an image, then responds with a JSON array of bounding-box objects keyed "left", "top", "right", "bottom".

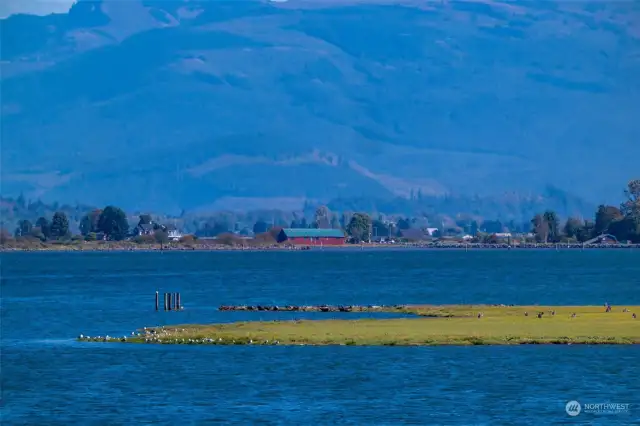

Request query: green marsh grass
[{"left": 82, "top": 305, "right": 640, "bottom": 346}]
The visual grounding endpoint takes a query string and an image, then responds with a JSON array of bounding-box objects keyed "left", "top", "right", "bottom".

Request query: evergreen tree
[
  {"left": 346, "top": 213, "right": 372, "bottom": 242},
  {"left": 15, "top": 219, "right": 33, "bottom": 237},
  {"left": 253, "top": 220, "right": 269, "bottom": 234},
  {"left": 594, "top": 205, "right": 622, "bottom": 235},
  {"left": 543, "top": 211, "right": 560, "bottom": 242},
  {"left": 563, "top": 217, "right": 583, "bottom": 239},
  {"left": 576, "top": 221, "right": 595, "bottom": 243},
  {"left": 98, "top": 206, "right": 129, "bottom": 241},
  {"left": 80, "top": 209, "right": 102, "bottom": 235},
  {"left": 531, "top": 214, "right": 549, "bottom": 243},
  {"left": 35, "top": 217, "right": 51, "bottom": 239},
  {"left": 50, "top": 212, "right": 70, "bottom": 239}
]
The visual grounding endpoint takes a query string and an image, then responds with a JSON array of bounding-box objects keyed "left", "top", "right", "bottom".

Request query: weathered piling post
[
  {"left": 176, "top": 293, "right": 181, "bottom": 310},
  {"left": 164, "top": 292, "right": 169, "bottom": 311},
  {"left": 168, "top": 292, "right": 173, "bottom": 311},
  {"left": 155, "top": 291, "right": 159, "bottom": 311}
]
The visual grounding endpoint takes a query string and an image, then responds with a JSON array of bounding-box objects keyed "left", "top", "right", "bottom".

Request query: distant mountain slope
[{"left": 1, "top": 0, "right": 639, "bottom": 212}]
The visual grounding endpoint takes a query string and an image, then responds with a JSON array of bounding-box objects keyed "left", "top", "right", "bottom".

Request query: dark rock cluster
[{"left": 218, "top": 305, "right": 398, "bottom": 312}]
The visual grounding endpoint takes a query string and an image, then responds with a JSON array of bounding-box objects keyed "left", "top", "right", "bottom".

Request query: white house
[
  {"left": 494, "top": 233, "right": 512, "bottom": 239},
  {"left": 168, "top": 229, "right": 183, "bottom": 241},
  {"left": 426, "top": 227, "right": 439, "bottom": 236}
]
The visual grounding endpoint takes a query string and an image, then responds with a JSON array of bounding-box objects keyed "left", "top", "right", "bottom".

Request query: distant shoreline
[{"left": 2, "top": 242, "right": 639, "bottom": 253}]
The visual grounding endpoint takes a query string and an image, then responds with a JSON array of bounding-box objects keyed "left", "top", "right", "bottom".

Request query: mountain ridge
[{"left": 1, "top": 0, "right": 639, "bottom": 212}]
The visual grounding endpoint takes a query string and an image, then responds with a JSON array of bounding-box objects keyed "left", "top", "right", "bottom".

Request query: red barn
[{"left": 277, "top": 228, "right": 345, "bottom": 246}]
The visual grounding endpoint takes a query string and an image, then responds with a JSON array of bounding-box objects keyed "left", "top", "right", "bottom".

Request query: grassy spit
[{"left": 78, "top": 305, "right": 640, "bottom": 346}]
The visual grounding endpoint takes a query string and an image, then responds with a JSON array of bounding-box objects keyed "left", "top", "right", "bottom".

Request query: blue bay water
[{"left": 1, "top": 250, "right": 639, "bottom": 424}]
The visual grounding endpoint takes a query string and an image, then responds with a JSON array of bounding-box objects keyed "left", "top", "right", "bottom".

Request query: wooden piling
[
  {"left": 176, "top": 293, "right": 181, "bottom": 310},
  {"left": 164, "top": 293, "right": 169, "bottom": 311},
  {"left": 155, "top": 291, "right": 159, "bottom": 311},
  {"left": 168, "top": 292, "right": 173, "bottom": 311}
]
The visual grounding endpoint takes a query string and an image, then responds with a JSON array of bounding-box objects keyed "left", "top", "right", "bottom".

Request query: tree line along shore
[
  {"left": 3, "top": 179, "right": 639, "bottom": 250},
  {"left": 1, "top": 240, "right": 639, "bottom": 252}
]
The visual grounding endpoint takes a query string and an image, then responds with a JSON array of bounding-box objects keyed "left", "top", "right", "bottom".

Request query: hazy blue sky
[{"left": 0, "top": 0, "right": 74, "bottom": 18}]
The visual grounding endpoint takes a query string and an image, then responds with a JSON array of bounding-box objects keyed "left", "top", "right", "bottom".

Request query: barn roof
[{"left": 282, "top": 228, "right": 345, "bottom": 238}]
